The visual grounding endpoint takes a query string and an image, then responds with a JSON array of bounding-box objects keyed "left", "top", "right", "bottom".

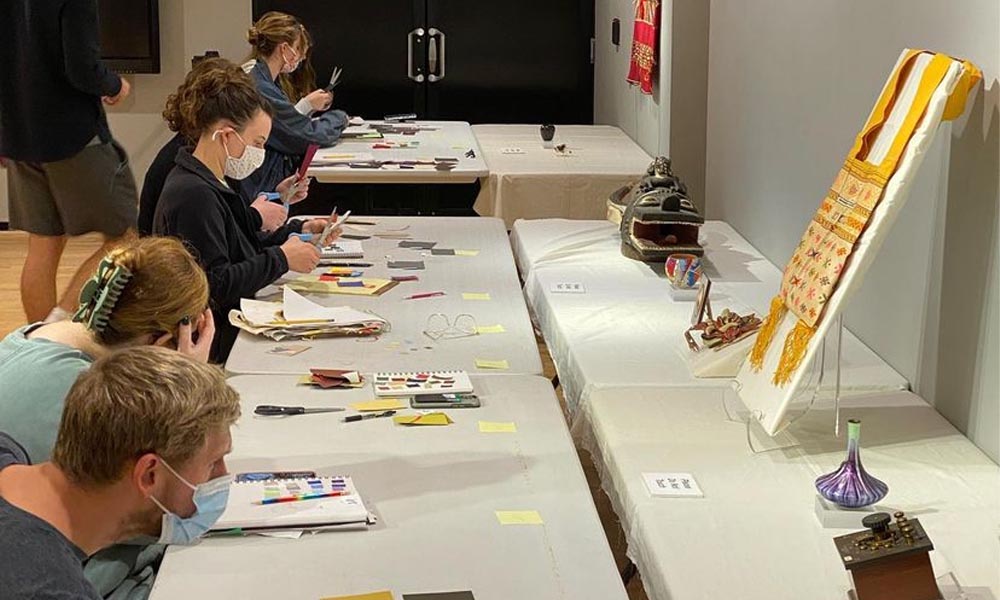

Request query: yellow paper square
[
  {"left": 479, "top": 421, "right": 517, "bottom": 433},
  {"left": 350, "top": 399, "right": 406, "bottom": 412},
  {"left": 496, "top": 510, "right": 543, "bottom": 525},
  {"left": 297, "top": 374, "right": 316, "bottom": 385},
  {"left": 321, "top": 592, "right": 393, "bottom": 600},
  {"left": 475, "top": 359, "right": 509, "bottom": 370},
  {"left": 462, "top": 293, "right": 491, "bottom": 301},
  {"left": 455, "top": 250, "right": 480, "bottom": 257},
  {"left": 476, "top": 324, "right": 506, "bottom": 334}
]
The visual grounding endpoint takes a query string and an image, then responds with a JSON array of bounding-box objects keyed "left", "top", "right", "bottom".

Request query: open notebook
[{"left": 211, "top": 476, "right": 373, "bottom": 533}]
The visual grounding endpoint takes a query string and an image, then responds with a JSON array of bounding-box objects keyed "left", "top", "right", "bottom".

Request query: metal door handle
[
  {"left": 407, "top": 28, "right": 426, "bottom": 83},
  {"left": 428, "top": 28, "right": 445, "bottom": 82}
]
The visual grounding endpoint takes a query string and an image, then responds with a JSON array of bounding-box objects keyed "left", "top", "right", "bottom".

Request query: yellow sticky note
[
  {"left": 455, "top": 250, "right": 480, "bottom": 257},
  {"left": 321, "top": 592, "right": 393, "bottom": 600},
  {"left": 462, "top": 292, "right": 491, "bottom": 301},
  {"left": 393, "top": 412, "right": 454, "bottom": 426},
  {"left": 496, "top": 510, "right": 543, "bottom": 525},
  {"left": 476, "top": 324, "right": 506, "bottom": 334},
  {"left": 479, "top": 421, "right": 517, "bottom": 433},
  {"left": 350, "top": 399, "right": 406, "bottom": 412},
  {"left": 476, "top": 359, "right": 509, "bottom": 370},
  {"left": 297, "top": 374, "right": 316, "bottom": 385}
]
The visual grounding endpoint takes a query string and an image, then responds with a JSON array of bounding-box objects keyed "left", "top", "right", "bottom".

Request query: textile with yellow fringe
[{"left": 750, "top": 50, "right": 981, "bottom": 385}]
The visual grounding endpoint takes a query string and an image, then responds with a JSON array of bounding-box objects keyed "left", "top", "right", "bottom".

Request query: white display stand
[{"left": 733, "top": 52, "right": 974, "bottom": 436}]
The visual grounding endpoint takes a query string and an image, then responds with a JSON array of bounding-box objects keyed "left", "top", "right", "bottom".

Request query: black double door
[{"left": 253, "top": 0, "right": 594, "bottom": 215}]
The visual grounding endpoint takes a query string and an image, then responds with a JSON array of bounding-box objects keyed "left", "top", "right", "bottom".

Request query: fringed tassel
[
  {"left": 749, "top": 296, "right": 787, "bottom": 371},
  {"left": 772, "top": 320, "right": 816, "bottom": 386}
]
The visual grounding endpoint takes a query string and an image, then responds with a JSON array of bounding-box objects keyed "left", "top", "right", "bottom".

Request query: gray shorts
[{"left": 7, "top": 139, "right": 138, "bottom": 237}]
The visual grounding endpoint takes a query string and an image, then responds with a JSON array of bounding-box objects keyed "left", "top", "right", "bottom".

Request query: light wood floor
[{"left": 0, "top": 230, "right": 649, "bottom": 599}]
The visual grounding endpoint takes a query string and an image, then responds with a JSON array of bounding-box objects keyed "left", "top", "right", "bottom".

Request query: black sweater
[
  {"left": 153, "top": 148, "right": 291, "bottom": 362},
  {"left": 0, "top": 0, "right": 121, "bottom": 162}
]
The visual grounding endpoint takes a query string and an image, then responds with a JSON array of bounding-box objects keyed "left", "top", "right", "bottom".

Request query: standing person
[
  {"left": 153, "top": 59, "right": 337, "bottom": 362},
  {"left": 0, "top": 347, "right": 241, "bottom": 599},
  {"left": 240, "top": 11, "right": 349, "bottom": 198},
  {"left": 0, "top": 0, "right": 139, "bottom": 324}
]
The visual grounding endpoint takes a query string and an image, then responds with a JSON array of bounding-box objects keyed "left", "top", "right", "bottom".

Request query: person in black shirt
[
  {"left": 153, "top": 59, "right": 337, "bottom": 362},
  {"left": 0, "top": 0, "right": 139, "bottom": 324},
  {"left": 0, "top": 348, "right": 241, "bottom": 600}
]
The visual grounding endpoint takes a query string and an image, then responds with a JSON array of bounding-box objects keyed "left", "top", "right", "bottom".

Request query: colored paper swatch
[
  {"left": 322, "top": 592, "right": 394, "bottom": 600},
  {"left": 475, "top": 359, "right": 509, "bottom": 370},
  {"left": 393, "top": 412, "right": 454, "bottom": 426},
  {"left": 479, "top": 421, "right": 517, "bottom": 433},
  {"left": 455, "top": 250, "right": 480, "bottom": 257},
  {"left": 496, "top": 510, "right": 543, "bottom": 525},
  {"left": 462, "top": 293, "right": 491, "bottom": 301},
  {"left": 475, "top": 324, "right": 505, "bottom": 334},
  {"left": 351, "top": 399, "right": 406, "bottom": 412}
]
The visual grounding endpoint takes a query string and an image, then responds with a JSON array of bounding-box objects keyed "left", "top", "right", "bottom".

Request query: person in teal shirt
[
  {"left": 0, "top": 236, "right": 214, "bottom": 464},
  {"left": 0, "top": 236, "right": 215, "bottom": 599}
]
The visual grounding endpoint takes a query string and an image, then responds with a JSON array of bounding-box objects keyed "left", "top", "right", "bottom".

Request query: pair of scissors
[{"left": 254, "top": 405, "right": 345, "bottom": 416}]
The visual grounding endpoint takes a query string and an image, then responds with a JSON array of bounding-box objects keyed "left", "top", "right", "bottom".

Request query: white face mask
[
  {"left": 281, "top": 45, "right": 302, "bottom": 74},
  {"left": 212, "top": 129, "right": 265, "bottom": 180}
]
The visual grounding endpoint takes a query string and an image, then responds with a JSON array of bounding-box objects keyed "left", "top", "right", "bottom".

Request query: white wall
[
  {"left": 593, "top": 0, "right": 709, "bottom": 212},
  {"left": 0, "top": 0, "right": 252, "bottom": 222},
  {"left": 706, "top": 0, "right": 1000, "bottom": 462}
]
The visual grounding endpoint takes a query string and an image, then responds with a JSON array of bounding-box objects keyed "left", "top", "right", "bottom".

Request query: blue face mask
[{"left": 151, "top": 459, "right": 231, "bottom": 545}]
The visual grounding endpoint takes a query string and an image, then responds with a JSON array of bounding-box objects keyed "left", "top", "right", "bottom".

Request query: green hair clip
[{"left": 72, "top": 257, "right": 133, "bottom": 334}]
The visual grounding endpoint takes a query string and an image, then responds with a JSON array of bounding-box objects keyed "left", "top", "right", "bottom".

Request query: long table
[
  {"left": 309, "top": 121, "right": 488, "bottom": 184},
  {"left": 150, "top": 375, "right": 629, "bottom": 600},
  {"left": 472, "top": 125, "right": 651, "bottom": 227},
  {"left": 226, "top": 217, "right": 542, "bottom": 376},
  {"left": 578, "top": 386, "right": 1000, "bottom": 600},
  {"left": 509, "top": 219, "right": 909, "bottom": 417}
]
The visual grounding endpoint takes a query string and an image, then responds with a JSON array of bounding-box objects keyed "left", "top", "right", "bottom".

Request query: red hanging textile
[{"left": 626, "top": 0, "right": 660, "bottom": 95}]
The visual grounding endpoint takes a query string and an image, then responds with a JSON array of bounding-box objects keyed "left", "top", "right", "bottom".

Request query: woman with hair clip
[
  {"left": 0, "top": 236, "right": 213, "bottom": 466},
  {"left": 240, "top": 11, "right": 349, "bottom": 197},
  {"left": 152, "top": 58, "right": 338, "bottom": 362}
]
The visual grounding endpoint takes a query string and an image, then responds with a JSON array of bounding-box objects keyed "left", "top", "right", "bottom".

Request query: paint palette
[{"left": 373, "top": 370, "right": 474, "bottom": 396}]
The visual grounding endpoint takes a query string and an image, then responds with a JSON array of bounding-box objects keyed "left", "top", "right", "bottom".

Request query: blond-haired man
[{"left": 0, "top": 347, "right": 240, "bottom": 599}]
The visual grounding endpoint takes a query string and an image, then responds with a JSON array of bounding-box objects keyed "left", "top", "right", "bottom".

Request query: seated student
[
  {"left": 137, "top": 60, "right": 310, "bottom": 237},
  {"left": 0, "top": 347, "right": 240, "bottom": 599},
  {"left": 0, "top": 236, "right": 214, "bottom": 465},
  {"left": 152, "top": 58, "right": 337, "bottom": 362},
  {"left": 239, "top": 11, "right": 349, "bottom": 197}
]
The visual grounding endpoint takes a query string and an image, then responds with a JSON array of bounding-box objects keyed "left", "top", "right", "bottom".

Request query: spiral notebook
[
  {"left": 321, "top": 240, "right": 364, "bottom": 259},
  {"left": 373, "top": 370, "right": 474, "bottom": 396},
  {"left": 211, "top": 476, "right": 372, "bottom": 532}
]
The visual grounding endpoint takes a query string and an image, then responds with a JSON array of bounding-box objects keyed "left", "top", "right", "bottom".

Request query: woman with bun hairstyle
[
  {"left": 0, "top": 236, "right": 214, "bottom": 465},
  {"left": 152, "top": 58, "right": 337, "bottom": 362},
  {"left": 138, "top": 58, "right": 311, "bottom": 237},
  {"left": 240, "top": 11, "right": 349, "bottom": 197}
]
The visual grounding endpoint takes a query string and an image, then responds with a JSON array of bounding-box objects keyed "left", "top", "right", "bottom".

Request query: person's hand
[
  {"left": 103, "top": 76, "right": 131, "bottom": 106},
  {"left": 281, "top": 236, "right": 321, "bottom": 273},
  {"left": 277, "top": 174, "right": 311, "bottom": 205},
  {"left": 177, "top": 310, "right": 215, "bottom": 363},
  {"left": 305, "top": 89, "right": 333, "bottom": 112},
  {"left": 251, "top": 194, "right": 289, "bottom": 232},
  {"left": 155, "top": 309, "right": 214, "bottom": 363},
  {"left": 302, "top": 218, "right": 343, "bottom": 246}
]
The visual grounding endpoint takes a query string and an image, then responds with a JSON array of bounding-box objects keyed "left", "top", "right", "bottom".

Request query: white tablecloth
[
  {"left": 150, "top": 375, "right": 628, "bottom": 600},
  {"left": 472, "top": 125, "right": 651, "bottom": 227},
  {"left": 309, "top": 121, "right": 488, "bottom": 184},
  {"left": 578, "top": 386, "right": 1000, "bottom": 600},
  {"left": 509, "top": 219, "right": 910, "bottom": 415},
  {"left": 226, "top": 217, "right": 542, "bottom": 376}
]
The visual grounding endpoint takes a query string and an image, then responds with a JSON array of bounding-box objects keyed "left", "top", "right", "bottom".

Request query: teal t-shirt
[{"left": 0, "top": 325, "right": 93, "bottom": 463}]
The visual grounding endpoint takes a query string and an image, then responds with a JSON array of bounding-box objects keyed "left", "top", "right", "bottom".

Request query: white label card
[
  {"left": 500, "top": 147, "right": 525, "bottom": 155},
  {"left": 550, "top": 282, "right": 586, "bottom": 294},
  {"left": 642, "top": 472, "right": 703, "bottom": 498}
]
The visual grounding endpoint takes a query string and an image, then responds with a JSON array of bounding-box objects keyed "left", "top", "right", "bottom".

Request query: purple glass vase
[{"left": 815, "top": 419, "right": 888, "bottom": 508}]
